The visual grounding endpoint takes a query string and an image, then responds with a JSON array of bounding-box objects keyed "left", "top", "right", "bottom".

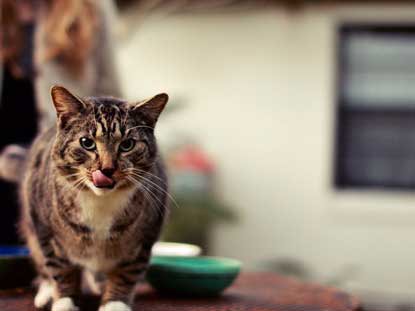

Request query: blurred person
[{"left": 0, "top": 0, "right": 121, "bottom": 244}]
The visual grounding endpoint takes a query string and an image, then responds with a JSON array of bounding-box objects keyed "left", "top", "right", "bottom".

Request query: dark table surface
[{"left": 0, "top": 272, "right": 360, "bottom": 311}]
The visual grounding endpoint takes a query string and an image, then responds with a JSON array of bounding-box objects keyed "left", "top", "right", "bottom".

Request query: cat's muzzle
[{"left": 92, "top": 170, "right": 115, "bottom": 188}]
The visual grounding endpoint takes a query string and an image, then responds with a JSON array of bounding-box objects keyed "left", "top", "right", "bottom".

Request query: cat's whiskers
[
  {"left": 123, "top": 167, "right": 166, "bottom": 184},
  {"left": 126, "top": 175, "right": 164, "bottom": 211},
  {"left": 133, "top": 180, "right": 163, "bottom": 218},
  {"left": 127, "top": 171, "right": 170, "bottom": 196},
  {"left": 125, "top": 176, "right": 164, "bottom": 217},
  {"left": 127, "top": 171, "right": 179, "bottom": 209},
  {"left": 73, "top": 181, "right": 87, "bottom": 200},
  {"left": 63, "top": 172, "right": 83, "bottom": 181},
  {"left": 61, "top": 174, "right": 88, "bottom": 197},
  {"left": 61, "top": 176, "right": 82, "bottom": 192},
  {"left": 71, "top": 177, "right": 87, "bottom": 193}
]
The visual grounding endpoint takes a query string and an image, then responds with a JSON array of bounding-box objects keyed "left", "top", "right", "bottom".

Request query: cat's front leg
[
  {"left": 46, "top": 261, "right": 81, "bottom": 311},
  {"left": 32, "top": 231, "right": 81, "bottom": 311},
  {"left": 36, "top": 263, "right": 81, "bottom": 311},
  {"left": 99, "top": 260, "right": 148, "bottom": 311}
]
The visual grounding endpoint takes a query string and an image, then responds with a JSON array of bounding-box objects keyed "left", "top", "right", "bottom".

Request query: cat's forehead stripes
[{"left": 92, "top": 101, "right": 125, "bottom": 139}]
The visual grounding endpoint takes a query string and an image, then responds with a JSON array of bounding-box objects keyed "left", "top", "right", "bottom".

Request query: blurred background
[{"left": 4, "top": 0, "right": 415, "bottom": 309}]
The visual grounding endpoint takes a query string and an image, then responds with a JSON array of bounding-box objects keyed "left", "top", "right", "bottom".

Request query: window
[{"left": 335, "top": 24, "right": 415, "bottom": 189}]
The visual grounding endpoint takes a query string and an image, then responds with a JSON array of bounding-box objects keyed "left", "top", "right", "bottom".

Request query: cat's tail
[{"left": 0, "top": 144, "right": 28, "bottom": 183}]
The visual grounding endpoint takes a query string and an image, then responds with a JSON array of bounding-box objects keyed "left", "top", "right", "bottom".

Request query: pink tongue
[{"left": 92, "top": 170, "right": 114, "bottom": 187}]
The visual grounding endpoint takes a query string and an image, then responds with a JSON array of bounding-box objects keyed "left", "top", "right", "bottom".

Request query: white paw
[
  {"left": 99, "top": 301, "right": 132, "bottom": 311},
  {"left": 51, "top": 297, "right": 79, "bottom": 311},
  {"left": 34, "top": 280, "right": 54, "bottom": 308}
]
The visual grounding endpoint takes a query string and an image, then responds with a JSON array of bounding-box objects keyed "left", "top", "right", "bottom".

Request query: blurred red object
[{"left": 170, "top": 145, "right": 214, "bottom": 173}]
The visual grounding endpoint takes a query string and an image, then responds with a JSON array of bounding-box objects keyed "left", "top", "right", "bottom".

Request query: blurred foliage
[{"left": 161, "top": 192, "right": 237, "bottom": 253}]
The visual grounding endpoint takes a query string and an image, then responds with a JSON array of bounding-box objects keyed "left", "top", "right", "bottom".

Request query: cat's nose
[{"left": 101, "top": 167, "right": 115, "bottom": 178}]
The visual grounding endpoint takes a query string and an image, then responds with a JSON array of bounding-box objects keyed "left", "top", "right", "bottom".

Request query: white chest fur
[{"left": 78, "top": 189, "right": 133, "bottom": 240}]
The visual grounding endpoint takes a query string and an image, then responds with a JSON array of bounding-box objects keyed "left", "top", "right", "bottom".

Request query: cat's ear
[
  {"left": 131, "top": 93, "right": 168, "bottom": 126},
  {"left": 50, "top": 85, "right": 86, "bottom": 125}
]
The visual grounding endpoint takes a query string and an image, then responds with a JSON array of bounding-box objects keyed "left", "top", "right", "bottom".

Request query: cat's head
[{"left": 50, "top": 85, "right": 168, "bottom": 196}]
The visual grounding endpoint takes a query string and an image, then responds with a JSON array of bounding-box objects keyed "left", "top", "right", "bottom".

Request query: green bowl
[
  {"left": 146, "top": 256, "right": 241, "bottom": 296},
  {"left": 0, "top": 246, "right": 35, "bottom": 289}
]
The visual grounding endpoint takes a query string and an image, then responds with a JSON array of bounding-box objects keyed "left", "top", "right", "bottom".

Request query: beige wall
[{"left": 118, "top": 5, "right": 415, "bottom": 298}]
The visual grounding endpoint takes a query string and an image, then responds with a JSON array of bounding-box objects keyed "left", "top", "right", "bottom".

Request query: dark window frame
[{"left": 334, "top": 23, "right": 415, "bottom": 191}]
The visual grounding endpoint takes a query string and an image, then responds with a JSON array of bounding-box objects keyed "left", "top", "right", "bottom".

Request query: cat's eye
[
  {"left": 80, "top": 137, "right": 96, "bottom": 151},
  {"left": 119, "top": 139, "right": 136, "bottom": 152}
]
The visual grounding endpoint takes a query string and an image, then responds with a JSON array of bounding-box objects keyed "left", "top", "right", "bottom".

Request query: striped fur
[{"left": 19, "top": 86, "right": 169, "bottom": 311}]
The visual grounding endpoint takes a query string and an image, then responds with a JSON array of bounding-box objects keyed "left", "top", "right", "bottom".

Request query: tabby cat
[{"left": 19, "top": 86, "right": 169, "bottom": 311}]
